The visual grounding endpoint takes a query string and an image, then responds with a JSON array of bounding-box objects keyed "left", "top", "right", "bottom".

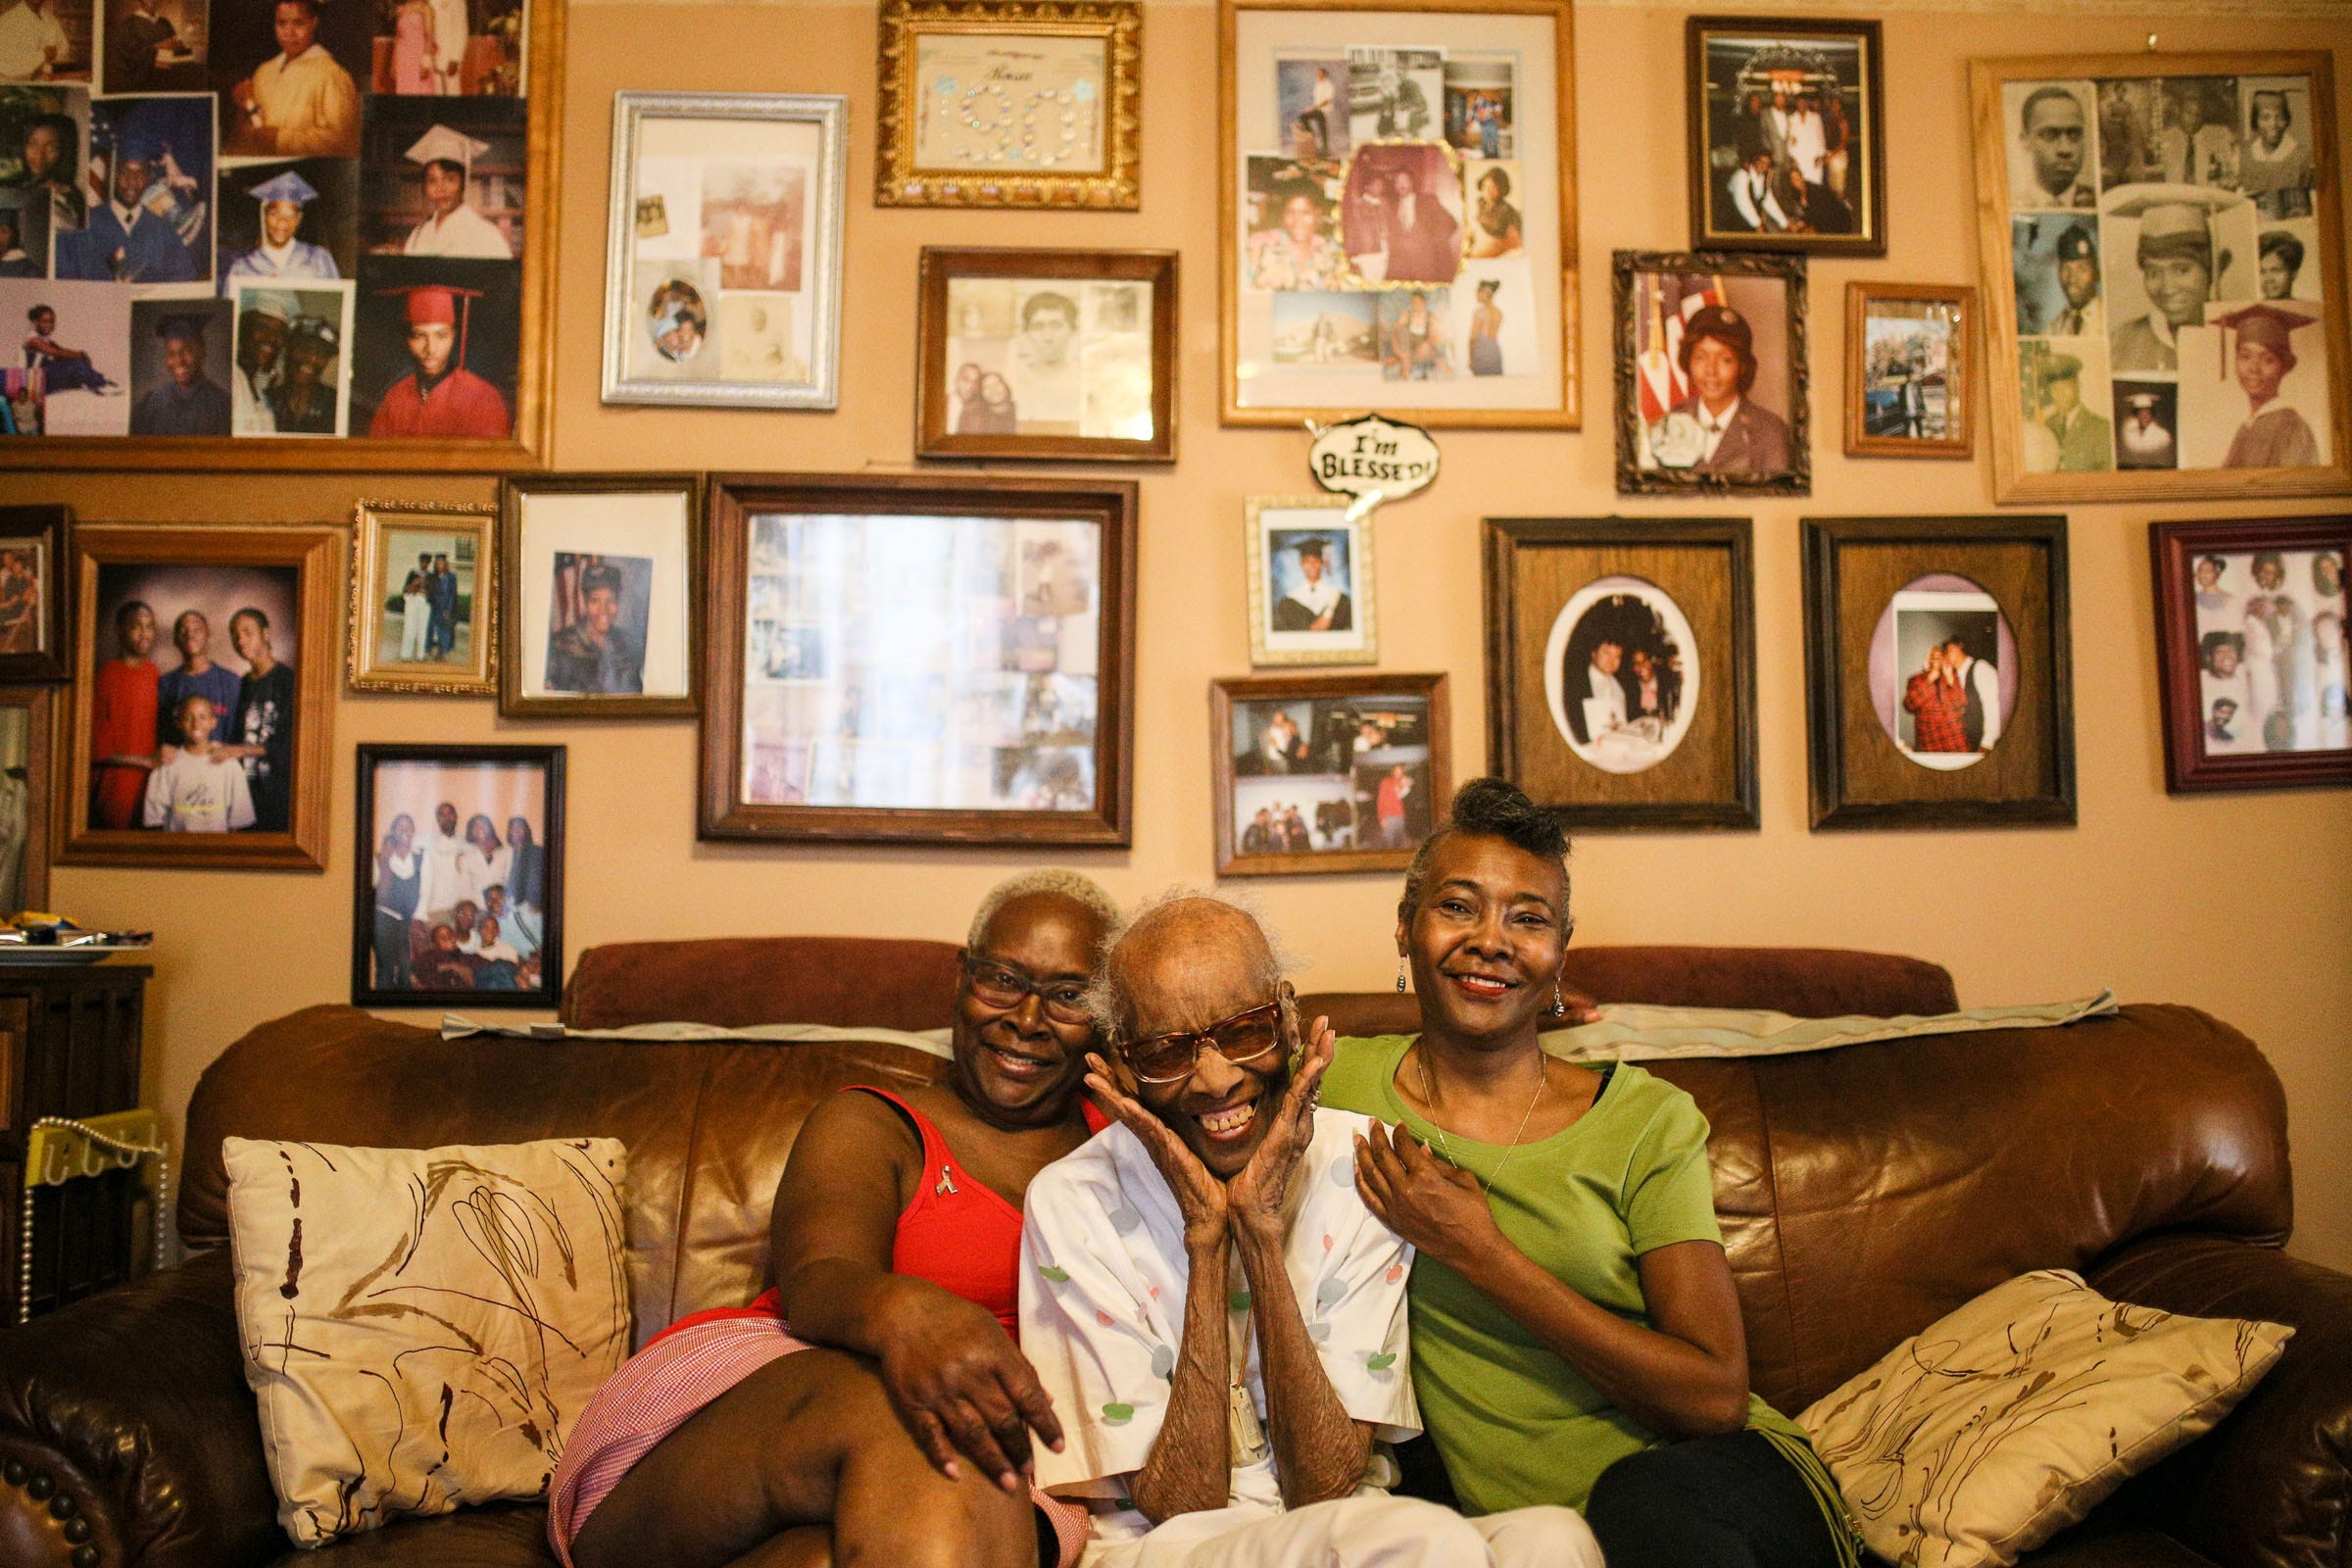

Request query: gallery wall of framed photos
[{"left": 7, "top": 1, "right": 2352, "bottom": 1270}]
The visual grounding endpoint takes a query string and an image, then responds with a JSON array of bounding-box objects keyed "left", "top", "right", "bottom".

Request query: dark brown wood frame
[
  {"left": 2150, "top": 514, "right": 2352, "bottom": 794},
  {"left": 0, "top": 684, "right": 54, "bottom": 911},
  {"left": 1483, "top": 516, "right": 1758, "bottom": 831},
  {"left": 699, "top": 472, "right": 1138, "bottom": 846},
  {"left": 1613, "top": 250, "right": 1810, "bottom": 497},
  {"left": 497, "top": 473, "right": 703, "bottom": 719},
  {"left": 915, "top": 248, "right": 1178, "bottom": 464},
  {"left": 1210, "top": 671, "right": 1450, "bottom": 876},
  {"left": 1802, "top": 514, "right": 2077, "bottom": 830},
  {"left": 1844, "top": 282, "right": 1975, "bottom": 461},
  {"left": 350, "top": 743, "right": 565, "bottom": 1008},
  {"left": 0, "top": 507, "right": 73, "bottom": 683},
  {"left": 1686, "top": 15, "right": 1886, "bottom": 258},
  {"left": 57, "top": 524, "right": 339, "bottom": 870}
]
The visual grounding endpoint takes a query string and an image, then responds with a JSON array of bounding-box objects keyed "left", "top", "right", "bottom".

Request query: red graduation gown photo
[{"left": 367, "top": 368, "right": 511, "bottom": 438}]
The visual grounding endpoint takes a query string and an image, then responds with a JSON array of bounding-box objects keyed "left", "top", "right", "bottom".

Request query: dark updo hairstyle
[{"left": 1398, "top": 775, "right": 1572, "bottom": 925}]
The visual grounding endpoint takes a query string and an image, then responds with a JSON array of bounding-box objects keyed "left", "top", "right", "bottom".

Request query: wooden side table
[{"left": 0, "top": 962, "right": 152, "bottom": 1320}]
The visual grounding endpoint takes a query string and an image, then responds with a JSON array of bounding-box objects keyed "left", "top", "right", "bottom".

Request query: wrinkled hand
[
  {"left": 875, "top": 1286, "right": 1064, "bottom": 1492},
  {"left": 1354, "top": 1119, "right": 1502, "bottom": 1270},
  {"left": 1227, "top": 1016, "right": 1334, "bottom": 1240},
  {"left": 1086, "top": 1050, "right": 1228, "bottom": 1247}
]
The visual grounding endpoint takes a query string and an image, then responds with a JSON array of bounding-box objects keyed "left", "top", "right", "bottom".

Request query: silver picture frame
[{"left": 602, "top": 92, "right": 849, "bottom": 411}]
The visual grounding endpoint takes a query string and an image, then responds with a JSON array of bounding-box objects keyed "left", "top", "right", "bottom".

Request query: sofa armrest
[
  {"left": 2088, "top": 1233, "right": 2352, "bottom": 1568},
  {"left": 0, "top": 1249, "right": 283, "bottom": 1568}
]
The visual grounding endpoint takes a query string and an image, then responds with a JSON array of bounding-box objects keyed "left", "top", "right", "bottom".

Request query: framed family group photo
[
  {"left": 352, "top": 742, "right": 563, "bottom": 1008},
  {"left": 497, "top": 472, "right": 701, "bottom": 717},
  {"left": 874, "top": 0, "right": 1142, "bottom": 211},
  {"left": 346, "top": 499, "right": 494, "bottom": 695},
  {"left": 602, "top": 92, "right": 848, "bottom": 411},
  {"left": 1219, "top": 0, "right": 1579, "bottom": 428},
  {"left": 1686, "top": 16, "right": 1886, "bottom": 256},
  {"left": 60, "top": 522, "right": 336, "bottom": 869},
  {"left": 1972, "top": 50, "right": 2350, "bottom": 501},
  {"left": 1483, "top": 516, "right": 1756, "bottom": 831},
  {"left": 1614, "top": 249, "right": 1809, "bottom": 495},
  {"left": 914, "top": 246, "right": 1176, "bottom": 463},
  {"left": 1246, "top": 494, "right": 1374, "bottom": 667},
  {"left": 2150, "top": 514, "right": 2349, "bottom": 793},
  {"left": 1802, "top": 514, "right": 2076, "bottom": 829},
  {"left": 698, "top": 472, "right": 1136, "bottom": 846},
  {"left": 1211, "top": 671, "right": 1447, "bottom": 876}
]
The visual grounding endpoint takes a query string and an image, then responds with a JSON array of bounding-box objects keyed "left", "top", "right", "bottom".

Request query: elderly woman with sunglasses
[
  {"left": 550, "top": 870, "right": 1121, "bottom": 1568},
  {"left": 1318, "top": 778, "right": 1860, "bottom": 1568}
]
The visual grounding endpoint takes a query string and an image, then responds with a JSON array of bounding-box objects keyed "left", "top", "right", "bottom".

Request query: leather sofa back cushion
[{"left": 562, "top": 937, "right": 967, "bottom": 1030}]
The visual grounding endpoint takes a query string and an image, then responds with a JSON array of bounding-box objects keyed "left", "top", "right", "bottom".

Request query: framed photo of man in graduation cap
[{"left": 1973, "top": 51, "right": 2352, "bottom": 501}]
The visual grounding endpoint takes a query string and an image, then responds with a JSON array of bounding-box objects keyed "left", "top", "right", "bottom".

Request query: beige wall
[{"left": 25, "top": 0, "right": 2352, "bottom": 1269}]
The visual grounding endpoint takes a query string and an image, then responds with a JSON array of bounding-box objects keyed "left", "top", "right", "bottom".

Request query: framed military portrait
[
  {"left": 1971, "top": 51, "right": 2351, "bottom": 502},
  {"left": 1685, "top": 16, "right": 1886, "bottom": 257},
  {"left": 497, "top": 474, "right": 702, "bottom": 719},
  {"left": 1613, "top": 249, "right": 1809, "bottom": 496}
]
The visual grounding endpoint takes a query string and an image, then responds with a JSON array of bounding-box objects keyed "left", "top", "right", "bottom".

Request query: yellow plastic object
[{"left": 25, "top": 1108, "right": 161, "bottom": 1187}]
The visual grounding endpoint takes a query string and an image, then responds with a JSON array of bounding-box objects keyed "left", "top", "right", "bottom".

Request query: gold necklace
[{"left": 1412, "top": 1043, "right": 1545, "bottom": 1186}]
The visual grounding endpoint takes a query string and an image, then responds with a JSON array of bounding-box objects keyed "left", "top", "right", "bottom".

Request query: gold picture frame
[
  {"left": 876, "top": 0, "right": 1143, "bottom": 211},
  {"left": 346, "top": 502, "right": 498, "bottom": 697}
]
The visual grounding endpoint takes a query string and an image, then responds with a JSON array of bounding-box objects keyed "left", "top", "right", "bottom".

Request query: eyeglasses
[
  {"left": 1118, "top": 999, "right": 1287, "bottom": 1086},
  {"left": 962, "top": 955, "right": 1093, "bottom": 1026}
]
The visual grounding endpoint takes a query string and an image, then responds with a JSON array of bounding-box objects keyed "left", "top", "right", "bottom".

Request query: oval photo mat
[
  {"left": 1865, "top": 572, "right": 2020, "bottom": 770},
  {"left": 1542, "top": 573, "right": 1700, "bottom": 775}
]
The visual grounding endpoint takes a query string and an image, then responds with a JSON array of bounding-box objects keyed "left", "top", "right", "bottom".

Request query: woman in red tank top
[{"left": 553, "top": 874, "right": 1119, "bottom": 1568}]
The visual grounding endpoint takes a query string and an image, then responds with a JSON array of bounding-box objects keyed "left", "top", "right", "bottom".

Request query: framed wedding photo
[
  {"left": 352, "top": 743, "right": 564, "bottom": 1009},
  {"left": 1971, "top": 51, "right": 2351, "bottom": 502},
  {"left": 1211, "top": 672, "right": 1448, "bottom": 877},
  {"left": 699, "top": 472, "right": 1137, "bottom": 846},
  {"left": 498, "top": 474, "right": 702, "bottom": 718},
  {"left": 347, "top": 501, "right": 496, "bottom": 696},
  {"left": 1246, "top": 495, "right": 1375, "bottom": 667},
  {"left": 1846, "top": 283, "right": 1975, "bottom": 459},
  {"left": 916, "top": 248, "right": 1177, "bottom": 463},
  {"left": 1220, "top": 0, "right": 1580, "bottom": 428},
  {"left": 59, "top": 524, "right": 337, "bottom": 870},
  {"left": 875, "top": 0, "right": 1143, "bottom": 211},
  {"left": 603, "top": 92, "right": 849, "bottom": 411},
  {"left": 1801, "top": 514, "right": 2076, "bottom": 830},
  {"left": 1686, "top": 17, "right": 1886, "bottom": 257},
  {"left": 2150, "top": 514, "right": 2349, "bottom": 793},
  {"left": 1483, "top": 516, "right": 1756, "bottom": 831},
  {"left": 0, "top": 505, "right": 72, "bottom": 682},
  {"left": 1614, "top": 250, "right": 1809, "bottom": 496}
]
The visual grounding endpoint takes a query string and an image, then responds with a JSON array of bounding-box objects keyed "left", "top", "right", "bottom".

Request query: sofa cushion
[
  {"left": 224, "top": 1136, "right": 633, "bottom": 1548},
  {"left": 1798, "top": 1269, "right": 2291, "bottom": 1568},
  {"left": 561, "top": 936, "right": 965, "bottom": 1030}
]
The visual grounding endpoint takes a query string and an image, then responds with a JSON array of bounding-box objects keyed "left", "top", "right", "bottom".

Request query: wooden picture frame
[
  {"left": 351, "top": 743, "right": 564, "bottom": 1009},
  {"left": 875, "top": 0, "right": 1143, "bottom": 211},
  {"left": 1845, "top": 282, "right": 1976, "bottom": 460},
  {"left": 603, "top": 92, "right": 850, "bottom": 411},
  {"left": 1246, "top": 494, "right": 1375, "bottom": 667},
  {"left": 1211, "top": 671, "right": 1448, "bottom": 876},
  {"left": 1801, "top": 514, "right": 2076, "bottom": 830},
  {"left": 1220, "top": 0, "right": 1580, "bottom": 428},
  {"left": 1971, "top": 51, "right": 2351, "bottom": 502},
  {"left": 346, "top": 501, "right": 497, "bottom": 696},
  {"left": 0, "top": 507, "right": 73, "bottom": 683},
  {"left": 2150, "top": 514, "right": 2349, "bottom": 792},
  {"left": 0, "top": 0, "right": 564, "bottom": 471},
  {"left": 700, "top": 472, "right": 1137, "bottom": 846},
  {"left": 58, "top": 524, "right": 338, "bottom": 870},
  {"left": 0, "top": 685, "right": 54, "bottom": 913},
  {"left": 497, "top": 474, "right": 703, "bottom": 719},
  {"left": 1614, "top": 249, "right": 1809, "bottom": 496},
  {"left": 1686, "top": 16, "right": 1886, "bottom": 257},
  {"left": 915, "top": 247, "right": 1178, "bottom": 464},
  {"left": 1483, "top": 516, "right": 1757, "bottom": 831}
]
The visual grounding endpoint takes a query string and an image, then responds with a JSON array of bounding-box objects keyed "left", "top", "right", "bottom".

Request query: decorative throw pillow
[
  {"left": 223, "top": 1136, "right": 632, "bottom": 1546},
  {"left": 1798, "top": 1269, "right": 2291, "bottom": 1568}
]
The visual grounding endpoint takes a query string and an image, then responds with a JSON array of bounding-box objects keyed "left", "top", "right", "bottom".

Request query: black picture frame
[
  {"left": 0, "top": 506, "right": 73, "bottom": 683},
  {"left": 1685, "top": 15, "right": 1887, "bottom": 258},
  {"left": 1613, "top": 250, "right": 1810, "bottom": 497},
  {"left": 351, "top": 743, "right": 565, "bottom": 1008},
  {"left": 1802, "top": 515, "right": 2076, "bottom": 830}
]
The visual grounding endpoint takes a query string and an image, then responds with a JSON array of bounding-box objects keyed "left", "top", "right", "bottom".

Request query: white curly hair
[
  {"left": 965, "top": 869, "right": 1124, "bottom": 953},
  {"left": 1082, "top": 885, "right": 1308, "bottom": 1039}
]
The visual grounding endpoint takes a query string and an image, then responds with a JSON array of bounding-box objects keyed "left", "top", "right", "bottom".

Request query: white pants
[
  {"left": 1082, "top": 1494, "right": 1602, "bottom": 1568},
  {"left": 400, "top": 594, "right": 429, "bottom": 659}
]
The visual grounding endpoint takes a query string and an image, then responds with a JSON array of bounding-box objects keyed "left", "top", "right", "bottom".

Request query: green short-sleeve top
[{"left": 1318, "top": 1033, "right": 1820, "bottom": 1517}]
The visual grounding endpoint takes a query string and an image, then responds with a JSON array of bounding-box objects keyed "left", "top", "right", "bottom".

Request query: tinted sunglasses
[{"left": 1118, "top": 998, "right": 1287, "bottom": 1086}]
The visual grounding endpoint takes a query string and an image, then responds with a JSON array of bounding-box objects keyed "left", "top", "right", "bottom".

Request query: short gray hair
[
  {"left": 965, "top": 869, "right": 1123, "bottom": 951},
  {"left": 1083, "top": 886, "right": 1306, "bottom": 1039}
]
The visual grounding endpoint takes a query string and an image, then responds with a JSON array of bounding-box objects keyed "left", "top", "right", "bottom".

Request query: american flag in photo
[{"left": 1638, "top": 272, "right": 1729, "bottom": 423}]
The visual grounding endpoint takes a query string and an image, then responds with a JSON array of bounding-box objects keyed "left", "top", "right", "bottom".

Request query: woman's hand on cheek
[{"left": 1353, "top": 1119, "right": 1500, "bottom": 1270}]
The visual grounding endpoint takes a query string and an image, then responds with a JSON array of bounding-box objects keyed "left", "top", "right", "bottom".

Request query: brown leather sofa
[{"left": 1, "top": 940, "right": 2344, "bottom": 1568}]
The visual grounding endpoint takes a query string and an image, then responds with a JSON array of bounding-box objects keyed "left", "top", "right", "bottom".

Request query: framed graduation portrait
[
  {"left": 1614, "top": 249, "right": 1809, "bottom": 496},
  {"left": 1686, "top": 16, "right": 1886, "bottom": 257},
  {"left": 1246, "top": 495, "right": 1374, "bottom": 667},
  {"left": 1972, "top": 51, "right": 2351, "bottom": 502}
]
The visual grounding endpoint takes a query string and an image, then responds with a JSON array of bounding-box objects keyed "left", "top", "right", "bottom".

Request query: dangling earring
[
  {"left": 1396, "top": 956, "right": 1408, "bottom": 993},
  {"left": 1549, "top": 984, "right": 1567, "bottom": 1017}
]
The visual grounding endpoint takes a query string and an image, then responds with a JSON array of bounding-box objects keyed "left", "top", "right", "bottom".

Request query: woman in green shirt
[{"left": 1318, "top": 777, "right": 1857, "bottom": 1568}]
